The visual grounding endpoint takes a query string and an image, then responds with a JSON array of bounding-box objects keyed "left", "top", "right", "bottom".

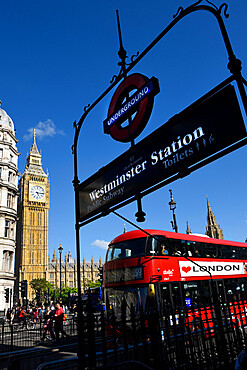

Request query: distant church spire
[
  {"left": 205, "top": 197, "right": 224, "bottom": 239},
  {"left": 186, "top": 221, "right": 192, "bottom": 235},
  {"left": 52, "top": 249, "right": 56, "bottom": 262}
]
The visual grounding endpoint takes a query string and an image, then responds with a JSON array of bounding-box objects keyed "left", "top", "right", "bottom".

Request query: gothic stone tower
[
  {"left": 205, "top": 197, "right": 224, "bottom": 239},
  {"left": 15, "top": 131, "right": 50, "bottom": 300}
]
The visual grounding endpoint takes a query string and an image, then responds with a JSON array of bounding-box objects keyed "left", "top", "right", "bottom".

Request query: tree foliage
[
  {"left": 84, "top": 278, "right": 101, "bottom": 289},
  {"left": 30, "top": 278, "right": 53, "bottom": 294},
  {"left": 29, "top": 277, "right": 101, "bottom": 304}
]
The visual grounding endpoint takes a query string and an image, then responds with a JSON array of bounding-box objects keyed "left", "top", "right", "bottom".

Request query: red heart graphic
[{"left": 182, "top": 266, "right": 191, "bottom": 273}]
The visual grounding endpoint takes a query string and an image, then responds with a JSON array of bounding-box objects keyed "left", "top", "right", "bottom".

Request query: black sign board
[{"left": 77, "top": 84, "right": 246, "bottom": 222}]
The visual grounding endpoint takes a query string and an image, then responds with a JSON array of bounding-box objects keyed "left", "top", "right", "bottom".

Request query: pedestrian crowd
[{"left": 5, "top": 302, "right": 73, "bottom": 344}]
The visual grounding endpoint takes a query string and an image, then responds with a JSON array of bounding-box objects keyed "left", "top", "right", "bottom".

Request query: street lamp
[
  {"left": 58, "top": 244, "right": 63, "bottom": 301},
  {"left": 169, "top": 189, "right": 178, "bottom": 233}
]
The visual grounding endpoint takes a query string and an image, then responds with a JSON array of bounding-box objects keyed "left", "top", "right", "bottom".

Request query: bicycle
[{"left": 17, "top": 316, "right": 35, "bottom": 331}]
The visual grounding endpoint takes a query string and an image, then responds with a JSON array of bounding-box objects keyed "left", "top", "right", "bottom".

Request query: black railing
[
  {"left": 0, "top": 316, "right": 77, "bottom": 353},
  {"left": 1, "top": 284, "right": 246, "bottom": 369},
  {"left": 76, "top": 283, "right": 247, "bottom": 369}
]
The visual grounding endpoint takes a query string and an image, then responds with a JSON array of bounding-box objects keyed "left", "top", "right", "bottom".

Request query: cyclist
[
  {"left": 32, "top": 307, "right": 38, "bottom": 323},
  {"left": 18, "top": 307, "right": 26, "bottom": 328}
]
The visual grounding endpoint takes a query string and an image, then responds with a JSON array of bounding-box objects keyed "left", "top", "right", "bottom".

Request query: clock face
[{"left": 30, "top": 185, "right": 45, "bottom": 200}]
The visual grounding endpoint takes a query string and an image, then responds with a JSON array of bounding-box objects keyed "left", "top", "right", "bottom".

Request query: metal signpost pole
[
  {"left": 72, "top": 138, "right": 85, "bottom": 368},
  {"left": 58, "top": 244, "right": 63, "bottom": 301}
]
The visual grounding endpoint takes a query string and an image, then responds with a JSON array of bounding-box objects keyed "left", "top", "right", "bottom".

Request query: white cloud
[
  {"left": 91, "top": 239, "right": 109, "bottom": 250},
  {"left": 23, "top": 119, "right": 65, "bottom": 141}
]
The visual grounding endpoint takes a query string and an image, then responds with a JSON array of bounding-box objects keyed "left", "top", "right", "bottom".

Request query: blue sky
[{"left": 1, "top": 0, "right": 247, "bottom": 262}]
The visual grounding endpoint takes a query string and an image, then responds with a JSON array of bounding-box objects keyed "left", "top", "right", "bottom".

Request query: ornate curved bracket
[
  {"left": 174, "top": 1, "right": 229, "bottom": 19},
  {"left": 128, "top": 51, "right": 140, "bottom": 65},
  {"left": 173, "top": 6, "right": 184, "bottom": 18},
  {"left": 84, "top": 104, "right": 91, "bottom": 113},
  {"left": 110, "top": 75, "right": 118, "bottom": 84},
  {"left": 110, "top": 51, "right": 140, "bottom": 84},
  {"left": 218, "top": 3, "right": 229, "bottom": 18}
]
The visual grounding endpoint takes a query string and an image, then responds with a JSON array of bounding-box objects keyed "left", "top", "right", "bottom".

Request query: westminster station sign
[{"left": 77, "top": 84, "right": 247, "bottom": 222}]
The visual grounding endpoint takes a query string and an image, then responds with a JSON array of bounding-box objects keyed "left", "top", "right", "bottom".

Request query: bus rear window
[{"left": 106, "top": 237, "right": 147, "bottom": 262}]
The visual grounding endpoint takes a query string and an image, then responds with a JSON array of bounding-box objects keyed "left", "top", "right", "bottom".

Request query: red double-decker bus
[{"left": 103, "top": 229, "right": 247, "bottom": 329}]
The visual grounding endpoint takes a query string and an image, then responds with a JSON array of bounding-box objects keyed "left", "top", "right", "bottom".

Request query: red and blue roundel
[{"left": 103, "top": 73, "right": 160, "bottom": 142}]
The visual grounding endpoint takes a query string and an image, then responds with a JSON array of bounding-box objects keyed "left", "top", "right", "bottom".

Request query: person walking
[
  {"left": 40, "top": 306, "right": 55, "bottom": 343},
  {"left": 54, "top": 302, "right": 69, "bottom": 343},
  {"left": 32, "top": 307, "right": 38, "bottom": 324},
  {"left": 6, "top": 308, "right": 12, "bottom": 325}
]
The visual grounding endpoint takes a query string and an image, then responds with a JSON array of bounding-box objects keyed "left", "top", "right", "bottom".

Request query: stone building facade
[
  {"left": 0, "top": 107, "right": 19, "bottom": 311},
  {"left": 48, "top": 250, "right": 102, "bottom": 292}
]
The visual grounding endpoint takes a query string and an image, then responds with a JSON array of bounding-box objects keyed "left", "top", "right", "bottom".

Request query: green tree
[
  {"left": 61, "top": 286, "right": 78, "bottom": 305},
  {"left": 87, "top": 280, "right": 101, "bottom": 289},
  {"left": 30, "top": 278, "right": 52, "bottom": 294},
  {"left": 30, "top": 278, "right": 55, "bottom": 303}
]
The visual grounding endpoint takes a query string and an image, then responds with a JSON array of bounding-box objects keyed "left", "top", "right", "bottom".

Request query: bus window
[
  {"left": 171, "top": 283, "right": 182, "bottom": 309},
  {"left": 112, "top": 247, "right": 122, "bottom": 259},
  {"left": 160, "top": 283, "right": 182, "bottom": 312},
  {"left": 224, "top": 278, "right": 247, "bottom": 297},
  {"left": 198, "top": 281, "right": 212, "bottom": 306},
  {"left": 108, "top": 238, "right": 147, "bottom": 261},
  {"left": 183, "top": 282, "right": 200, "bottom": 308},
  {"left": 239, "top": 247, "right": 247, "bottom": 259},
  {"left": 221, "top": 245, "right": 240, "bottom": 259},
  {"left": 147, "top": 236, "right": 171, "bottom": 256},
  {"left": 105, "top": 286, "right": 149, "bottom": 318},
  {"left": 203, "top": 243, "right": 217, "bottom": 258},
  {"left": 217, "top": 245, "right": 222, "bottom": 258},
  {"left": 148, "top": 236, "right": 170, "bottom": 255},
  {"left": 171, "top": 244, "right": 182, "bottom": 256},
  {"left": 181, "top": 240, "right": 196, "bottom": 257},
  {"left": 160, "top": 284, "right": 172, "bottom": 313},
  {"left": 183, "top": 281, "right": 211, "bottom": 307},
  {"left": 216, "top": 280, "right": 226, "bottom": 302},
  {"left": 194, "top": 242, "right": 204, "bottom": 257},
  {"left": 106, "top": 246, "right": 113, "bottom": 262},
  {"left": 148, "top": 236, "right": 186, "bottom": 256},
  {"left": 147, "top": 236, "right": 160, "bottom": 255}
]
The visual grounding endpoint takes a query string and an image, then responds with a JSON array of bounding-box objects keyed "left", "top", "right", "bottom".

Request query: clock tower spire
[
  {"left": 15, "top": 130, "right": 50, "bottom": 301},
  {"left": 25, "top": 130, "right": 46, "bottom": 175}
]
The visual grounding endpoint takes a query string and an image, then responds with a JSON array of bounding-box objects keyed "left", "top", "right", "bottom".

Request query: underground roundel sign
[{"left": 103, "top": 73, "right": 160, "bottom": 142}]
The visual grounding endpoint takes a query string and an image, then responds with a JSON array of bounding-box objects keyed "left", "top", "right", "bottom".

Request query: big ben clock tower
[{"left": 15, "top": 130, "right": 50, "bottom": 300}]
